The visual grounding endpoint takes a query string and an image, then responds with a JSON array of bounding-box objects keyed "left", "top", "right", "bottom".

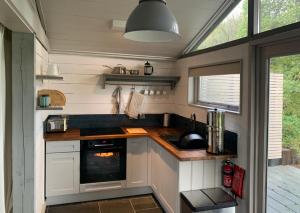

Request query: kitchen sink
[{"left": 160, "top": 135, "right": 207, "bottom": 150}]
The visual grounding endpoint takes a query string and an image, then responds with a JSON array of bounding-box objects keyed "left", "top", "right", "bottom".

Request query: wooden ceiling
[{"left": 41, "top": 0, "right": 225, "bottom": 58}]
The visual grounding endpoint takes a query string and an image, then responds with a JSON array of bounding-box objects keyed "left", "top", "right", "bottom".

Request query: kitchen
[
  {"left": 38, "top": 46, "right": 242, "bottom": 213},
  {"left": 1, "top": 0, "right": 300, "bottom": 213}
]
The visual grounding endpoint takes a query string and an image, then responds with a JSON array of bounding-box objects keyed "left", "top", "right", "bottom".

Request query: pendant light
[{"left": 124, "top": 0, "right": 181, "bottom": 42}]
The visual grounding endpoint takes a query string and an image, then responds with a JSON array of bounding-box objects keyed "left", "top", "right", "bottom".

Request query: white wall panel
[
  {"left": 178, "top": 161, "right": 192, "bottom": 192},
  {"left": 203, "top": 160, "right": 216, "bottom": 188},
  {"left": 191, "top": 161, "right": 204, "bottom": 189},
  {"left": 40, "top": 54, "right": 176, "bottom": 115},
  {"left": 214, "top": 159, "right": 223, "bottom": 187},
  {"left": 175, "top": 44, "right": 250, "bottom": 213},
  {"left": 179, "top": 160, "right": 224, "bottom": 192}
]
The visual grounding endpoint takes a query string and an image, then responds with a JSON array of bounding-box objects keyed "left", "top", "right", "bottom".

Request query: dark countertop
[{"left": 44, "top": 127, "right": 237, "bottom": 161}]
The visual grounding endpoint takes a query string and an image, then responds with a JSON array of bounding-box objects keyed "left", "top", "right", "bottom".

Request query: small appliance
[
  {"left": 80, "top": 137, "right": 126, "bottom": 192},
  {"left": 45, "top": 115, "right": 68, "bottom": 133}
]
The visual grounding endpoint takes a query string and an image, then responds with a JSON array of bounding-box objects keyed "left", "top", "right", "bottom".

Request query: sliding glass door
[{"left": 256, "top": 39, "right": 300, "bottom": 213}]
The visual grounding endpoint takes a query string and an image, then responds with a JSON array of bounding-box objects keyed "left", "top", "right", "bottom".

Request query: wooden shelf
[
  {"left": 36, "top": 75, "right": 63, "bottom": 81},
  {"left": 101, "top": 74, "right": 180, "bottom": 89},
  {"left": 36, "top": 106, "right": 64, "bottom": 110}
]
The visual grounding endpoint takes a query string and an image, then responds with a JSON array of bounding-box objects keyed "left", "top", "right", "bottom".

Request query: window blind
[
  {"left": 188, "top": 60, "right": 241, "bottom": 77},
  {"left": 188, "top": 60, "right": 242, "bottom": 112}
]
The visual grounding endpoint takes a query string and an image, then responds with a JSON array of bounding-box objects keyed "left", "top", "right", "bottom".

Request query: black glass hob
[{"left": 80, "top": 127, "right": 124, "bottom": 136}]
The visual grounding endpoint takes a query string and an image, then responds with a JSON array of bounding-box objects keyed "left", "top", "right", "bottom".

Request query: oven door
[{"left": 80, "top": 139, "right": 126, "bottom": 185}]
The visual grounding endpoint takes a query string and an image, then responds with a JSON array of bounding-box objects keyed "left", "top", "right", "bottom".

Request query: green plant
[{"left": 271, "top": 55, "right": 300, "bottom": 154}]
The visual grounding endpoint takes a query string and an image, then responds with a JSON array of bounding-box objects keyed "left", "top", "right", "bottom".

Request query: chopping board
[
  {"left": 126, "top": 128, "right": 148, "bottom": 134},
  {"left": 38, "top": 89, "right": 66, "bottom": 106}
]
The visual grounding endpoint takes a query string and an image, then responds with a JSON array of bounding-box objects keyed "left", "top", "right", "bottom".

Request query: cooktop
[{"left": 80, "top": 127, "right": 124, "bottom": 136}]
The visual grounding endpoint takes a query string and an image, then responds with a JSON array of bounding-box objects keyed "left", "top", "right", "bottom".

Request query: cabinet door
[
  {"left": 46, "top": 152, "right": 80, "bottom": 197},
  {"left": 126, "top": 137, "right": 148, "bottom": 187},
  {"left": 150, "top": 140, "right": 162, "bottom": 194},
  {"left": 159, "top": 147, "right": 179, "bottom": 213},
  {"left": 150, "top": 140, "right": 179, "bottom": 213}
]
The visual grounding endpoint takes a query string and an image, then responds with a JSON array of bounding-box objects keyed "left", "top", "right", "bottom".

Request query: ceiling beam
[{"left": 50, "top": 49, "right": 177, "bottom": 62}]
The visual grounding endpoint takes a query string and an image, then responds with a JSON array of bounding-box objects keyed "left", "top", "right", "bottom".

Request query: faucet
[{"left": 190, "top": 113, "right": 196, "bottom": 131}]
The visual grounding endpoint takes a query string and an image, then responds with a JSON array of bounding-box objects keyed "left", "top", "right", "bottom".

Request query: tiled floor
[{"left": 47, "top": 194, "right": 164, "bottom": 213}]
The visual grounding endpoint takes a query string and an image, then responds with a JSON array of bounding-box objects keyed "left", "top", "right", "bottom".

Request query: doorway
[{"left": 255, "top": 39, "right": 300, "bottom": 213}]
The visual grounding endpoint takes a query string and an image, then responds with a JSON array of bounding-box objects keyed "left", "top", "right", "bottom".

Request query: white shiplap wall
[{"left": 39, "top": 54, "right": 177, "bottom": 115}]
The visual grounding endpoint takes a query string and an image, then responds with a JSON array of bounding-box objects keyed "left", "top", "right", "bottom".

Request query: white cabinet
[
  {"left": 46, "top": 141, "right": 80, "bottom": 153},
  {"left": 150, "top": 140, "right": 162, "bottom": 193},
  {"left": 150, "top": 139, "right": 179, "bottom": 213},
  {"left": 46, "top": 141, "right": 80, "bottom": 197},
  {"left": 126, "top": 137, "right": 148, "bottom": 188},
  {"left": 159, "top": 147, "right": 179, "bottom": 213}
]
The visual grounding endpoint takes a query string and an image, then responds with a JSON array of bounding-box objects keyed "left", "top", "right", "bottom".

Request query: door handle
[{"left": 93, "top": 144, "right": 114, "bottom": 147}]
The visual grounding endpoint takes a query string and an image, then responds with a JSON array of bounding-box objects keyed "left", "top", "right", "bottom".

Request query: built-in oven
[{"left": 80, "top": 138, "right": 126, "bottom": 192}]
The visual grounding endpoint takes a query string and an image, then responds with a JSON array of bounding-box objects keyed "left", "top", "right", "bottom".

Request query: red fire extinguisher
[{"left": 223, "top": 160, "right": 234, "bottom": 188}]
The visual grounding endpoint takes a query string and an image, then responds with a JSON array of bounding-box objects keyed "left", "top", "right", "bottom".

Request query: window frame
[
  {"left": 181, "top": 0, "right": 300, "bottom": 57},
  {"left": 188, "top": 60, "right": 243, "bottom": 114},
  {"left": 182, "top": 0, "right": 241, "bottom": 55}
]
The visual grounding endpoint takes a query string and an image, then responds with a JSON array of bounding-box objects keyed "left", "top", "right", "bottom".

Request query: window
[
  {"left": 184, "top": 0, "right": 300, "bottom": 56},
  {"left": 259, "top": 0, "right": 300, "bottom": 32},
  {"left": 196, "top": 0, "right": 248, "bottom": 50},
  {"left": 188, "top": 61, "right": 242, "bottom": 113}
]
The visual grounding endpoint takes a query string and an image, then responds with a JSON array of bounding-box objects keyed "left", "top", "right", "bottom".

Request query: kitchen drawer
[{"left": 46, "top": 140, "right": 80, "bottom": 153}]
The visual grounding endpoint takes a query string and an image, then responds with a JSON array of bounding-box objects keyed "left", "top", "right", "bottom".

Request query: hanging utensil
[{"left": 112, "top": 86, "right": 122, "bottom": 114}]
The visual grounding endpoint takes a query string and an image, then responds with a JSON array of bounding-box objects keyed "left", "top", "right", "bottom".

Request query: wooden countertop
[{"left": 44, "top": 127, "right": 237, "bottom": 161}]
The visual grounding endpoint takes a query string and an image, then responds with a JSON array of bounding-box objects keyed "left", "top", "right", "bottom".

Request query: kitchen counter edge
[{"left": 44, "top": 128, "right": 237, "bottom": 161}]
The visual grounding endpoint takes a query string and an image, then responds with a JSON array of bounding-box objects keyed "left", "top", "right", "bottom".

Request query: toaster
[{"left": 46, "top": 115, "right": 68, "bottom": 133}]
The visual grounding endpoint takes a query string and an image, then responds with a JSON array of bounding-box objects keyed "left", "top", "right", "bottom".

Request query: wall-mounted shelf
[
  {"left": 36, "top": 106, "right": 64, "bottom": 111},
  {"left": 36, "top": 75, "right": 64, "bottom": 81},
  {"left": 101, "top": 74, "right": 180, "bottom": 90}
]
